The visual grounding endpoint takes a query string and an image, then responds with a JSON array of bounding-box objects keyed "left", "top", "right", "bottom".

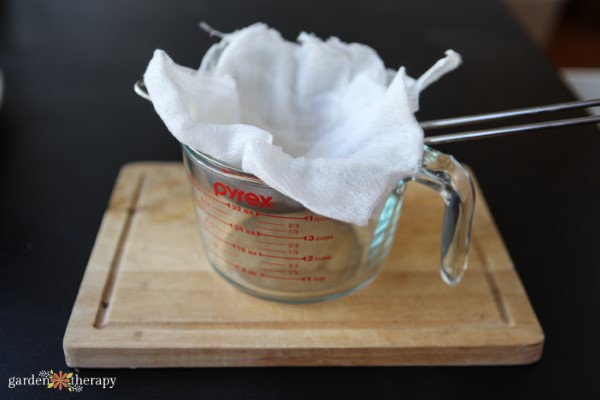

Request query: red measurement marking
[
  {"left": 195, "top": 197, "right": 232, "bottom": 218},
  {"left": 208, "top": 221, "right": 230, "bottom": 236},
  {"left": 257, "top": 239, "right": 286, "bottom": 246},
  {"left": 257, "top": 247, "right": 286, "bottom": 254},
  {"left": 193, "top": 192, "right": 206, "bottom": 204},
  {"left": 259, "top": 268, "right": 297, "bottom": 274},
  {"left": 211, "top": 206, "right": 231, "bottom": 217},
  {"left": 257, "top": 233, "right": 334, "bottom": 242},
  {"left": 258, "top": 252, "right": 304, "bottom": 260},
  {"left": 221, "top": 247, "right": 239, "bottom": 258},
  {"left": 254, "top": 220, "right": 285, "bottom": 226},
  {"left": 303, "top": 215, "right": 332, "bottom": 222},
  {"left": 258, "top": 233, "right": 303, "bottom": 240},
  {"left": 256, "top": 211, "right": 305, "bottom": 220},
  {"left": 303, "top": 255, "right": 332, "bottom": 261},
  {"left": 194, "top": 195, "right": 211, "bottom": 210},
  {"left": 301, "top": 276, "right": 326, "bottom": 282},
  {"left": 188, "top": 173, "right": 229, "bottom": 206},
  {"left": 208, "top": 233, "right": 235, "bottom": 247},
  {"left": 198, "top": 204, "right": 232, "bottom": 227},
  {"left": 236, "top": 266, "right": 258, "bottom": 277},
  {"left": 262, "top": 261, "right": 285, "bottom": 266},
  {"left": 210, "top": 242, "right": 239, "bottom": 258},
  {"left": 187, "top": 171, "right": 203, "bottom": 190},
  {"left": 199, "top": 218, "right": 230, "bottom": 236},
  {"left": 256, "top": 225, "right": 286, "bottom": 232},
  {"left": 303, "top": 235, "right": 334, "bottom": 241},
  {"left": 206, "top": 246, "right": 238, "bottom": 265},
  {"left": 259, "top": 272, "right": 305, "bottom": 281}
]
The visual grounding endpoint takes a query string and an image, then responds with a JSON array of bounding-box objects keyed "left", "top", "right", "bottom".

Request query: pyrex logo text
[{"left": 213, "top": 182, "right": 274, "bottom": 209}]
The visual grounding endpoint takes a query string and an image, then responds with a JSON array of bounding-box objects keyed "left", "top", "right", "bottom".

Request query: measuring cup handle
[{"left": 413, "top": 146, "right": 475, "bottom": 286}]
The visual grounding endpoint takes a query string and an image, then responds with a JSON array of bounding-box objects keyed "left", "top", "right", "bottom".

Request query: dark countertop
[{"left": 1, "top": 0, "right": 599, "bottom": 398}]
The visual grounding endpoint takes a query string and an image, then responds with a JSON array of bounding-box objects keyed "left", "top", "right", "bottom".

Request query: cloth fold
[{"left": 144, "top": 23, "right": 461, "bottom": 225}]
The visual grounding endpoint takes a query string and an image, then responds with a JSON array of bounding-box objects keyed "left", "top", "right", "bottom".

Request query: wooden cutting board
[{"left": 63, "top": 162, "right": 543, "bottom": 367}]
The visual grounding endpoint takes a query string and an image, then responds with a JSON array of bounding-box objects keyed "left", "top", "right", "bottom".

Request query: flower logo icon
[
  {"left": 39, "top": 369, "right": 83, "bottom": 392},
  {"left": 48, "top": 370, "right": 73, "bottom": 390}
]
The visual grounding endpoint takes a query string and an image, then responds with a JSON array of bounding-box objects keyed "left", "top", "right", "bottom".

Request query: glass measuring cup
[{"left": 183, "top": 144, "right": 474, "bottom": 303}]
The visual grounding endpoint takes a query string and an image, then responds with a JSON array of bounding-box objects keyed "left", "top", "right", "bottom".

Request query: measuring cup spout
[{"left": 413, "top": 146, "right": 475, "bottom": 286}]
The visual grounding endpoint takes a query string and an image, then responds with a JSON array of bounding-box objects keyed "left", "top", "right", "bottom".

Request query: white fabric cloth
[{"left": 144, "top": 23, "right": 461, "bottom": 225}]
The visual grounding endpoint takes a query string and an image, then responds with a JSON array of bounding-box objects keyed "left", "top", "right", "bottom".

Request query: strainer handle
[
  {"left": 134, "top": 79, "right": 152, "bottom": 101},
  {"left": 413, "top": 146, "right": 475, "bottom": 286}
]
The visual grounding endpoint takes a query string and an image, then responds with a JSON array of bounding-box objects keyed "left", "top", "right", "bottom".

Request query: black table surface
[{"left": 1, "top": 0, "right": 599, "bottom": 398}]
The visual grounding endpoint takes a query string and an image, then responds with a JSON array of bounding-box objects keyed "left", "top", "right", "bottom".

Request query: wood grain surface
[{"left": 63, "top": 163, "right": 543, "bottom": 367}]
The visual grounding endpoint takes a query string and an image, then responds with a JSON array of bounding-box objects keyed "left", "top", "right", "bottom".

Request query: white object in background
[{"left": 561, "top": 68, "right": 600, "bottom": 116}]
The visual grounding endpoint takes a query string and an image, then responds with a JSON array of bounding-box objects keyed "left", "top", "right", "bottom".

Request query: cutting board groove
[
  {"left": 94, "top": 174, "right": 146, "bottom": 329},
  {"left": 63, "top": 162, "right": 543, "bottom": 367}
]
